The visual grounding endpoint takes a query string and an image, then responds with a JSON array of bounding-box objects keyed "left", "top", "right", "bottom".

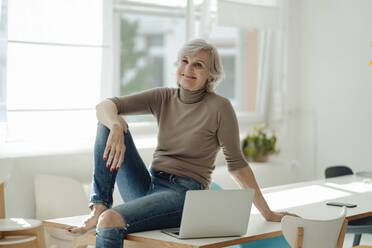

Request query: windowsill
[
  {"left": 0, "top": 113, "right": 264, "bottom": 159},
  {"left": 0, "top": 139, "right": 94, "bottom": 159},
  {"left": 0, "top": 135, "right": 159, "bottom": 159},
  {"left": 0, "top": 134, "right": 294, "bottom": 178}
]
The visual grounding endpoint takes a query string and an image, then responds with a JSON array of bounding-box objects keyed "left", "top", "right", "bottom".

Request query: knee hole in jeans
[{"left": 97, "top": 209, "right": 127, "bottom": 228}]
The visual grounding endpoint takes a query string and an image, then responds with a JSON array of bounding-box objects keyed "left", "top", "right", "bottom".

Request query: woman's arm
[
  {"left": 96, "top": 100, "right": 128, "bottom": 171},
  {"left": 95, "top": 88, "right": 166, "bottom": 171},
  {"left": 230, "top": 166, "right": 297, "bottom": 222},
  {"left": 96, "top": 99, "right": 128, "bottom": 132}
]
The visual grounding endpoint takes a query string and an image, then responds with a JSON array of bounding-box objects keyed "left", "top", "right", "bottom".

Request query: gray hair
[{"left": 177, "top": 39, "right": 225, "bottom": 92}]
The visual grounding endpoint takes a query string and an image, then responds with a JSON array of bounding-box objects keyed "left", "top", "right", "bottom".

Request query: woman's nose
[{"left": 184, "top": 64, "right": 192, "bottom": 74}]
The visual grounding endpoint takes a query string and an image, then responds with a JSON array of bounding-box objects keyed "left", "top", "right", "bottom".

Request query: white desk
[{"left": 44, "top": 175, "right": 372, "bottom": 248}]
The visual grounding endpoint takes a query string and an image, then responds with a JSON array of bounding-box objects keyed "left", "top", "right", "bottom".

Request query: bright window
[
  {"left": 0, "top": 0, "right": 6, "bottom": 124},
  {"left": 1, "top": 0, "right": 283, "bottom": 148},
  {"left": 113, "top": 0, "right": 278, "bottom": 124},
  {"left": 114, "top": 3, "right": 186, "bottom": 122},
  {"left": 4, "top": 0, "right": 104, "bottom": 143}
]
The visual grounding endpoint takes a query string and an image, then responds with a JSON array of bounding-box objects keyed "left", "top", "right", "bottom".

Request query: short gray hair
[{"left": 177, "top": 39, "right": 225, "bottom": 92}]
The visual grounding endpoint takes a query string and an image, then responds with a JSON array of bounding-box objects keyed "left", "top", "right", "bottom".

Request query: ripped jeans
[{"left": 90, "top": 122, "right": 204, "bottom": 248}]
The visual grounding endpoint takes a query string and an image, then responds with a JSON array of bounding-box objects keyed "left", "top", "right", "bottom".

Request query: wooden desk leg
[
  {"left": 72, "top": 238, "right": 88, "bottom": 248},
  {"left": 72, "top": 232, "right": 96, "bottom": 248},
  {"left": 125, "top": 240, "right": 165, "bottom": 248},
  {"left": 0, "top": 183, "right": 5, "bottom": 218},
  {"left": 69, "top": 236, "right": 163, "bottom": 248}
]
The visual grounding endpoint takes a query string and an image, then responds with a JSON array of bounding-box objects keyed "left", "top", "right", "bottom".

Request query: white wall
[{"left": 292, "top": 0, "right": 372, "bottom": 178}]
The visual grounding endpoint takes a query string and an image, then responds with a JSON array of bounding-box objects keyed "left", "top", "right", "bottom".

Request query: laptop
[{"left": 161, "top": 189, "right": 255, "bottom": 239}]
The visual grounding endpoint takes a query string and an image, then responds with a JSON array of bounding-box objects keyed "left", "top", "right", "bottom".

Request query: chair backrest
[
  {"left": 325, "top": 165, "right": 353, "bottom": 178},
  {"left": 281, "top": 207, "right": 347, "bottom": 248},
  {"left": 34, "top": 174, "right": 89, "bottom": 220}
]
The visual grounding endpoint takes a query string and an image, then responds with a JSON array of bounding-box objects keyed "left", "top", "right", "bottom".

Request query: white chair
[
  {"left": 34, "top": 174, "right": 91, "bottom": 247},
  {"left": 0, "top": 181, "right": 46, "bottom": 248},
  {"left": 281, "top": 207, "right": 348, "bottom": 248},
  {"left": 34, "top": 174, "right": 125, "bottom": 247}
]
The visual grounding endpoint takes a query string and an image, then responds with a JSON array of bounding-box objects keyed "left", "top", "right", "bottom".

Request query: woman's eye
[
  {"left": 195, "top": 63, "right": 202, "bottom": 68},
  {"left": 182, "top": 59, "right": 188, "bottom": 64}
]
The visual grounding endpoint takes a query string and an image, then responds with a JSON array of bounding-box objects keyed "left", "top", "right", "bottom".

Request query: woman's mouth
[{"left": 182, "top": 74, "right": 196, "bottom": 80}]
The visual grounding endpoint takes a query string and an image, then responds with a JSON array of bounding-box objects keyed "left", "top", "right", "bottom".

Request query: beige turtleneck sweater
[{"left": 109, "top": 86, "right": 248, "bottom": 189}]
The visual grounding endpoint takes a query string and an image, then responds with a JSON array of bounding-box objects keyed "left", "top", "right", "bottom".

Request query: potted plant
[{"left": 242, "top": 124, "right": 280, "bottom": 162}]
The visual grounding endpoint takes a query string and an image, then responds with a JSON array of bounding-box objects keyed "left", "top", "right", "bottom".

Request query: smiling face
[{"left": 177, "top": 50, "right": 212, "bottom": 91}]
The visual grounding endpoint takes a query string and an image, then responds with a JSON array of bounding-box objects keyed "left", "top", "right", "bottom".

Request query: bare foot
[{"left": 66, "top": 204, "right": 107, "bottom": 235}]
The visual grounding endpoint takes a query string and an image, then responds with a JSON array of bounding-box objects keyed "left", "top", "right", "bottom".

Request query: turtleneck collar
[{"left": 178, "top": 86, "right": 208, "bottom": 104}]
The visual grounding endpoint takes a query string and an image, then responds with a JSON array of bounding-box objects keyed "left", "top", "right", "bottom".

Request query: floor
[{"left": 344, "top": 233, "right": 372, "bottom": 247}]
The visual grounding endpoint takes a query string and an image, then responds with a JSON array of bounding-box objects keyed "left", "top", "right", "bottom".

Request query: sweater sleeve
[
  {"left": 108, "top": 87, "right": 166, "bottom": 116},
  {"left": 216, "top": 99, "right": 249, "bottom": 171}
]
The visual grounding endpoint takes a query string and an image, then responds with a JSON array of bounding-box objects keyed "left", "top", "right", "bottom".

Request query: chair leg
[
  {"left": 35, "top": 224, "right": 47, "bottom": 248},
  {"left": 0, "top": 238, "right": 38, "bottom": 248},
  {"left": 294, "top": 227, "right": 304, "bottom": 248},
  {"left": 3, "top": 225, "right": 46, "bottom": 248},
  {"left": 353, "top": 234, "right": 362, "bottom": 246},
  {"left": 336, "top": 219, "right": 348, "bottom": 248}
]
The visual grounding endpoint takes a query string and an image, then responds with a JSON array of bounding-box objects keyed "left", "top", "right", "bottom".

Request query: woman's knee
[
  {"left": 97, "top": 209, "right": 127, "bottom": 228},
  {"left": 97, "top": 122, "right": 110, "bottom": 135}
]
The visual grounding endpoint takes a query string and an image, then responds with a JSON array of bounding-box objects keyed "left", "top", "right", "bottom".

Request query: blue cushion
[
  {"left": 224, "top": 235, "right": 289, "bottom": 248},
  {"left": 209, "top": 182, "right": 290, "bottom": 248},
  {"left": 239, "top": 236, "right": 290, "bottom": 248},
  {"left": 210, "top": 181, "right": 223, "bottom": 190}
]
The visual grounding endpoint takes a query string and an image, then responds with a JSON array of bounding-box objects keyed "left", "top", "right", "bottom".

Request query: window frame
[
  {"left": 0, "top": 0, "right": 281, "bottom": 152},
  {"left": 111, "top": 0, "right": 276, "bottom": 133},
  {"left": 0, "top": 0, "right": 7, "bottom": 124}
]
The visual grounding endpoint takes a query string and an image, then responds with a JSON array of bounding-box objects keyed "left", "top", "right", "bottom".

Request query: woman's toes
[{"left": 69, "top": 226, "right": 88, "bottom": 234}]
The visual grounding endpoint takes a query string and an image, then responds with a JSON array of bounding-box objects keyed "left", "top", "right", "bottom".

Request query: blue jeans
[{"left": 90, "top": 122, "right": 204, "bottom": 248}]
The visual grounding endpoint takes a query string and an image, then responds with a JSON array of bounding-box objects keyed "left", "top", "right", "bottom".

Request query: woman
[{"left": 68, "top": 39, "right": 295, "bottom": 247}]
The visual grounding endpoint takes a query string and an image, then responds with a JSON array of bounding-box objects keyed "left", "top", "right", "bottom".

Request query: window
[
  {"left": 114, "top": 0, "right": 279, "bottom": 124},
  {"left": 114, "top": 1, "right": 186, "bottom": 122},
  {"left": 197, "top": 0, "right": 278, "bottom": 117},
  {"left": 1, "top": 0, "right": 284, "bottom": 148},
  {"left": 118, "top": 14, "right": 182, "bottom": 94},
  {"left": 4, "top": 0, "right": 104, "bottom": 143},
  {"left": 0, "top": 0, "right": 6, "bottom": 124}
]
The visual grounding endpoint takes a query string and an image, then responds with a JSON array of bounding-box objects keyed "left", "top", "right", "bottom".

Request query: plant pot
[{"left": 253, "top": 155, "right": 269, "bottom": 163}]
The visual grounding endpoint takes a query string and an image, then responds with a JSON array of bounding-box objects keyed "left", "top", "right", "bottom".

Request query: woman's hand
[
  {"left": 103, "top": 122, "right": 127, "bottom": 172},
  {"left": 265, "top": 211, "right": 300, "bottom": 222}
]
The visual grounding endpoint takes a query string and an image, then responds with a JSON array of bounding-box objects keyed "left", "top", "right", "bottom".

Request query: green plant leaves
[{"left": 242, "top": 125, "right": 280, "bottom": 161}]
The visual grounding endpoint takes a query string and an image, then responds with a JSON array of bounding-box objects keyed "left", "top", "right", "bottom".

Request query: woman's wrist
[
  {"left": 108, "top": 116, "right": 127, "bottom": 132},
  {"left": 109, "top": 120, "right": 124, "bottom": 131},
  {"left": 264, "top": 210, "right": 274, "bottom": 220}
]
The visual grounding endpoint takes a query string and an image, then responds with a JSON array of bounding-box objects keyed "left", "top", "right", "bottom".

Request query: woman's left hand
[{"left": 266, "top": 211, "right": 300, "bottom": 222}]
